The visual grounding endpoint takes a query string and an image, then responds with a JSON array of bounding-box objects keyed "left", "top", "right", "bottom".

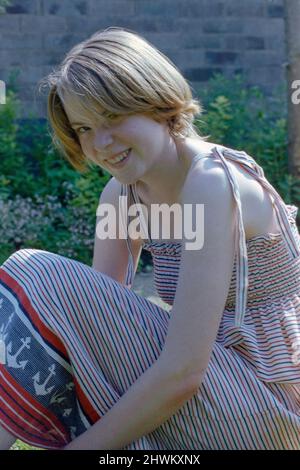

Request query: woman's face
[{"left": 63, "top": 96, "right": 171, "bottom": 185}]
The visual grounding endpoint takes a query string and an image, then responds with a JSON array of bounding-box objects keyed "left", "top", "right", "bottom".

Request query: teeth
[{"left": 109, "top": 149, "right": 130, "bottom": 164}]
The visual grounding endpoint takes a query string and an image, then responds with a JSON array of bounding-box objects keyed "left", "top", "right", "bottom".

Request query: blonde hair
[{"left": 39, "top": 26, "right": 203, "bottom": 173}]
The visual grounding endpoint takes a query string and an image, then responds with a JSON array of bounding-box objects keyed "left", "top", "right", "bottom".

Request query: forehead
[{"left": 59, "top": 90, "right": 106, "bottom": 125}]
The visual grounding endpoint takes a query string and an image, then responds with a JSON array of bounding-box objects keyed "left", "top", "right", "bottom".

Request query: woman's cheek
[{"left": 80, "top": 139, "right": 92, "bottom": 158}]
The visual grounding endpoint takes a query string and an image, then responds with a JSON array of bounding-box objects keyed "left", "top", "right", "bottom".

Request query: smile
[{"left": 106, "top": 149, "right": 131, "bottom": 167}]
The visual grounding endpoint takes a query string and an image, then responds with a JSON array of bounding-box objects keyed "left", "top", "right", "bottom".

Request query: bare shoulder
[
  {"left": 180, "top": 159, "right": 235, "bottom": 245},
  {"left": 181, "top": 148, "right": 280, "bottom": 240},
  {"left": 224, "top": 158, "right": 280, "bottom": 239},
  {"left": 181, "top": 154, "right": 231, "bottom": 200}
]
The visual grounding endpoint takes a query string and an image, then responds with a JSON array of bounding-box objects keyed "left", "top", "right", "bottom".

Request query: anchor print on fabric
[
  {"left": 50, "top": 388, "right": 68, "bottom": 405},
  {"left": 33, "top": 364, "right": 56, "bottom": 396},
  {"left": 0, "top": 290, "right": 88, "bottom": 440},
  {"left": 0, "top": 309, "right": 14, "bottom": 365},
  {"left": 7, "top": 336, "right": 31, "bottom": 369},
  {"left": 63, "top": 408, "right": 72, "bottom": 417},
  {"left": 49, "top": 382, "right": 75, "bottom": 428},
  {"left": 70, "top": 426, "right": 77, "bottom": 440},
  {"left": 50, "top": 381, "right": 75, "bottom": 405}
]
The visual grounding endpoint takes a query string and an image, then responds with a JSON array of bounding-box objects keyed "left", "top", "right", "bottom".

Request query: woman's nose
[{"left": 93, "top": 128, "right": 113, "bottom": 151}]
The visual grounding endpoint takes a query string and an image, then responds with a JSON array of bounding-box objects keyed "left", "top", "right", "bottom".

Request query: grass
[{"left": 11, "top": 440, "right": 42, "bottom": 450}]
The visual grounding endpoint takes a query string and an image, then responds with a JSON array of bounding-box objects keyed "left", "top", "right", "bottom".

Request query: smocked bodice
[{"left": 141, "top": 206, "right": 299, "bottom": 310}]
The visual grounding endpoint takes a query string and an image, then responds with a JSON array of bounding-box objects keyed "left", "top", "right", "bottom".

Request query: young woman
[{"left": 0, "top": 27, "right": 300, "bottom": 450}]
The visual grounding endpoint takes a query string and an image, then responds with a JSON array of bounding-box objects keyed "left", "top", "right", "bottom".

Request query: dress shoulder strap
[
  {"left": 219, "top": 146, "right": 300, "bottom": 259},
  {"left": 120, "top": 183, "right": 135, "bottom": 288},
  {"left": 120, "top": 182, "right": 152, "bottom": 287},
  {"left": 210, "top": 145, "right": 300, "bottom": 327},
  {"left": 130, "top": 183, "right": 153, "bottom": 243}
]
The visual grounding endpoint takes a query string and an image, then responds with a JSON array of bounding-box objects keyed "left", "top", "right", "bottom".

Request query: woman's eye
[
  {"left": 73, "top": 115, "right": 119, "bottom": 135},
  {"left": 76, "top": 126, "right": 90, "bottom": 135},
  {"left": 106, "top": 113, "right": 117, "bottom": 120}
]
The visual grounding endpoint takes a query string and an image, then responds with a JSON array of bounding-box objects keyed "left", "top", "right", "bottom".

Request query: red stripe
[
  {"left": 0, "top": 268, "right": 69, "bottom": 358},
  {"left": 0, "top": 366, "right": 68, "bottom": 444},
  {"left": 72, "top": 375, "right": 100, "bottom": 423}
]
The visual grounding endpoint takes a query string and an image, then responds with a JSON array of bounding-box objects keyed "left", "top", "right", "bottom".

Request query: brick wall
[{"left": 0, "top": 0, "right": 285, "bottom": 118}]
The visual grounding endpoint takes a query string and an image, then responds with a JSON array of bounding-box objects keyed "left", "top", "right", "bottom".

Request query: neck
[{"left": 135, "top": 137, "right": 193, "bottom": 205}]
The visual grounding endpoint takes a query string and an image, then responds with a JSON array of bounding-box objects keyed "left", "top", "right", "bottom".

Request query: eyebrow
[{"left": 69, "top": 109, "right": 110, "bottom": 126}]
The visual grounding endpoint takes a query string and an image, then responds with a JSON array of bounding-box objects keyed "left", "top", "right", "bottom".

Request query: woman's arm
[
  {"left": 64, "top": 160, "right": 236, "bottom": 450},
  {"left": 64, "top": 357, "right": 198, "bottom": 450},
  {"left": 159, "top": 159, "right": 236, "bottom": 381},
  {"left": 92, "top": 176, "right": 143, "bottom": 285}
]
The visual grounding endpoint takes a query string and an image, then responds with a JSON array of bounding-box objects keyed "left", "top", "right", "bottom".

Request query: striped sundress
[{"left": 0, "top": 145, "right": 300, "bottom": 449}]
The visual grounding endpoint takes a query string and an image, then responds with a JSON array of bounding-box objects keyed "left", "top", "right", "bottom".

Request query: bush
[
  {"left": 195, "top": 73, "right": 300, "bottom": 208},
  {"left": 0, "top": 190, "right": 95, "bottom": 263},
  {"left": 0, "top": 0, "right": 12, "bottom": 15}
]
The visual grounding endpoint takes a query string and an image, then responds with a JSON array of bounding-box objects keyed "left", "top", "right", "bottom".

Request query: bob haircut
[{"left": 39, "top": 26, "right": 203, "bottom": 173}]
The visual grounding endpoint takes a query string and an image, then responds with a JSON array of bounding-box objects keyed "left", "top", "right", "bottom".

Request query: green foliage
[
  {"left": 0, "top": 89, "right": 27, "bottom": 198},
  {"left": 11, "top": 440, "right": 42, "bottom": 450},
  {"left": 195, "top": 73, "right": 300, "bottom": 208},
  {"left": 0, "top": 0, "right": 11, "bottom": 14}
]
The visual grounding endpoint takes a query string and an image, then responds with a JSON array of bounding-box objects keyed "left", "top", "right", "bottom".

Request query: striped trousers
[{"left": 0, "top": 249, "right": 299, "bottom": 449}]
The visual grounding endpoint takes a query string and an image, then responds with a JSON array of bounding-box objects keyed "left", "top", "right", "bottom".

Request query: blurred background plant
[
  {"left": 196, "top": 73, "right": 300, "bottom": 208},
  {"left": 1, "top": 71, "right": 299, "bottom": 268},
  {"left": 0, "top": 0, "right": 11, "bottom": 15}
]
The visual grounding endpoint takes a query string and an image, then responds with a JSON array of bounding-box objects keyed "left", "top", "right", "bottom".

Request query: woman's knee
[
  {"left": 3, "top": 248, "right": 64, "bottom": 273},
  {"left": 0, "top": 249, "right": 65, "bottom": 298},
  {"left": 2, "top": 248, "right": 46, "bottom": 268}
]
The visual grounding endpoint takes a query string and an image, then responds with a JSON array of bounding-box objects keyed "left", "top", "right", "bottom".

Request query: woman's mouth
[{"left": 106, "top": 148, "right": 131, "bottom": 168}]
